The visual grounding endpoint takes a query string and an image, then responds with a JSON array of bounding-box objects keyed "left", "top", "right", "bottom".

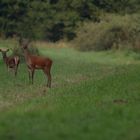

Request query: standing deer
[
  {"left": 0, "top": 48, "right": 20, "bottom": 76},
  {"left": 19, "top": 38, "right": 53, "bottom": 88}
]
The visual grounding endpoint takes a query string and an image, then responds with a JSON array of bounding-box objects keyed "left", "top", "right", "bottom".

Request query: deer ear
[
  {"left": 0, "top": 49, "right": 3, "bottom": 52},
  {"left": 6, "top": 49, "right": 9, "bottom": 52},
  {"left": 10, "top": 48, "right": 13, "bottom": 51}
]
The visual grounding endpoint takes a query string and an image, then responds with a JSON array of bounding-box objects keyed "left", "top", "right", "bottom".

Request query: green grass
[{"left": 0, "top": 42, "right": 140, "bottom": 140}]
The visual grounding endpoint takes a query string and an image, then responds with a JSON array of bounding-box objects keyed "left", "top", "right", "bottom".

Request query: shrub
[{"left": 74, "top": 14, "right": 140, "bottom": 51}]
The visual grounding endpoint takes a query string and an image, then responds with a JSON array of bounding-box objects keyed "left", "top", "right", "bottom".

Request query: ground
[{"left": 0, "top": 41, "right": 140, "bottom": 140}]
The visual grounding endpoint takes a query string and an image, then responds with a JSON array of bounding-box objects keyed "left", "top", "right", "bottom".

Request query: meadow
[{"left": 0, "top": 41, "right": 140, "bottom": 140}]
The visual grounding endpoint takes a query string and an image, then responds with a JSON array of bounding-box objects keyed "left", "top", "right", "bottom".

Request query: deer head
[
  {"left": 18, "top": 37, "right": 30, "bottom": 50},
  {"left": 0, "top": 48, "right": 9, "bottom": 58},
  {"left": 0, "top": 48, "right": 20, "bottom": 76}
]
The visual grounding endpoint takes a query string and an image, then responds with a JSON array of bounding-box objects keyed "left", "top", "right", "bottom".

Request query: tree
[
  {"left": 0, "top": 0, "right": 139, "bottom": 40},
  {"left": 92, "top": 0, "right": 140, "bottom": 13}
]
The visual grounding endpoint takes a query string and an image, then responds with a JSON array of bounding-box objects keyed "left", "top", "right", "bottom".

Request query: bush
[{"left": 74, "top": 14, "right": 140, "bottom": 51}]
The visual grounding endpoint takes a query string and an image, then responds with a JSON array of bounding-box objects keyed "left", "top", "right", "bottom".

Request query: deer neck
[
  {"left": 23, "top": 49, "right": 32, "bottom": 64},
  {"left": 2, "top": 54, "right": 8, "bottom": 63}
]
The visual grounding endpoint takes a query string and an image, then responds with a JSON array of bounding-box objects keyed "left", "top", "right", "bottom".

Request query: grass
[{"left": 0, "top": 40, "right": 140, "bottom": 140}]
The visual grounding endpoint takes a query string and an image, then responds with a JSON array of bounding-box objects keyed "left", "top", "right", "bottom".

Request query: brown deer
[
  {"left": 19, "top": 38, "right": 53, "bottom": 88},
  {"left": 0, "top": 48, "right": 20, "bottom": 76}
]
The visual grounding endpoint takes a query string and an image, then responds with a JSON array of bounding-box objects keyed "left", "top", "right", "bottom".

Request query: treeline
[{"left": 0, "top": 0, "right": 140, "bottom": 41}]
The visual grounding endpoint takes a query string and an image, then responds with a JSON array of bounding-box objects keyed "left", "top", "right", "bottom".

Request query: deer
[
  {"left": 0, "top": 48, "right": 20, "bottom": 76},
  {"left": 19, "top": 38, "right": 53, "bottom": 88}
]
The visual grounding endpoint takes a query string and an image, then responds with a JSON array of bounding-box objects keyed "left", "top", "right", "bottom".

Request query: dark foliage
[{"left": 0, "top": 0, "right": 139, "bottom": 41}]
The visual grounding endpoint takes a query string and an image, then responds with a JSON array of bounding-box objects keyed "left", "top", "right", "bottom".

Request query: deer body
[
  {"left": 23, "top": 45, "right": 52, "bottom": 88},
  {"left": 0, "top": 49, "right": 20, "bottom": 76}
]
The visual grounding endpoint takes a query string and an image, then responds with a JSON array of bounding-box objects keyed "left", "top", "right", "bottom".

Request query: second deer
[
  {"left": 20, "top": 39, "right": 53, "bottom": 88},
  {"left": 0, "top": 48, "right": 20, "bottom": 76}
]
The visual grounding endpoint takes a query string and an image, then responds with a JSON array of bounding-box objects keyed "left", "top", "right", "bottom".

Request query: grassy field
[{"left": 0, "top": 41, "right": 140, "bottom": 140}]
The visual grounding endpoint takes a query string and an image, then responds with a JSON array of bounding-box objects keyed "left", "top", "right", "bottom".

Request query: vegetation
[
  {"left": 74, "top": 14, "right": 140, "bottom": 51},
  {"left": 0, "top": 0, "right": 99, "bottom": 40},
  {"left": 0, "top": 1, "right": 140, "bottom": 139},
  {"left": 0, "top": 41, "right": 140, "bottom": 140},
  {"left": 0, "top": 0, "right": 140, "bottom": 41}
]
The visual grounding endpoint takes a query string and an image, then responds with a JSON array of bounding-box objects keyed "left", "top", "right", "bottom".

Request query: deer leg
[
  {"left": 31, "top": 69, "right": 35, "bottom": 84},
  {"left": 28, "top": 66, "right": 35, "bottom": 84},
  {"left": 15, "top": 62, "right": 19, "bottom": 77},
  {"left": 47, "top": 73, "right": 51, "bottom": 88},
  {"left": 43, "top": 67, "right": 51, "bottom": 88},
  {"left": 28, "top": 68, "right": 32, "bottom": 83},
  {"left": 14, "top": 66, "right": 18, "bottom": 77},
  {"left": 7, "top": 65, "right": 9, "bottom": 72}
]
